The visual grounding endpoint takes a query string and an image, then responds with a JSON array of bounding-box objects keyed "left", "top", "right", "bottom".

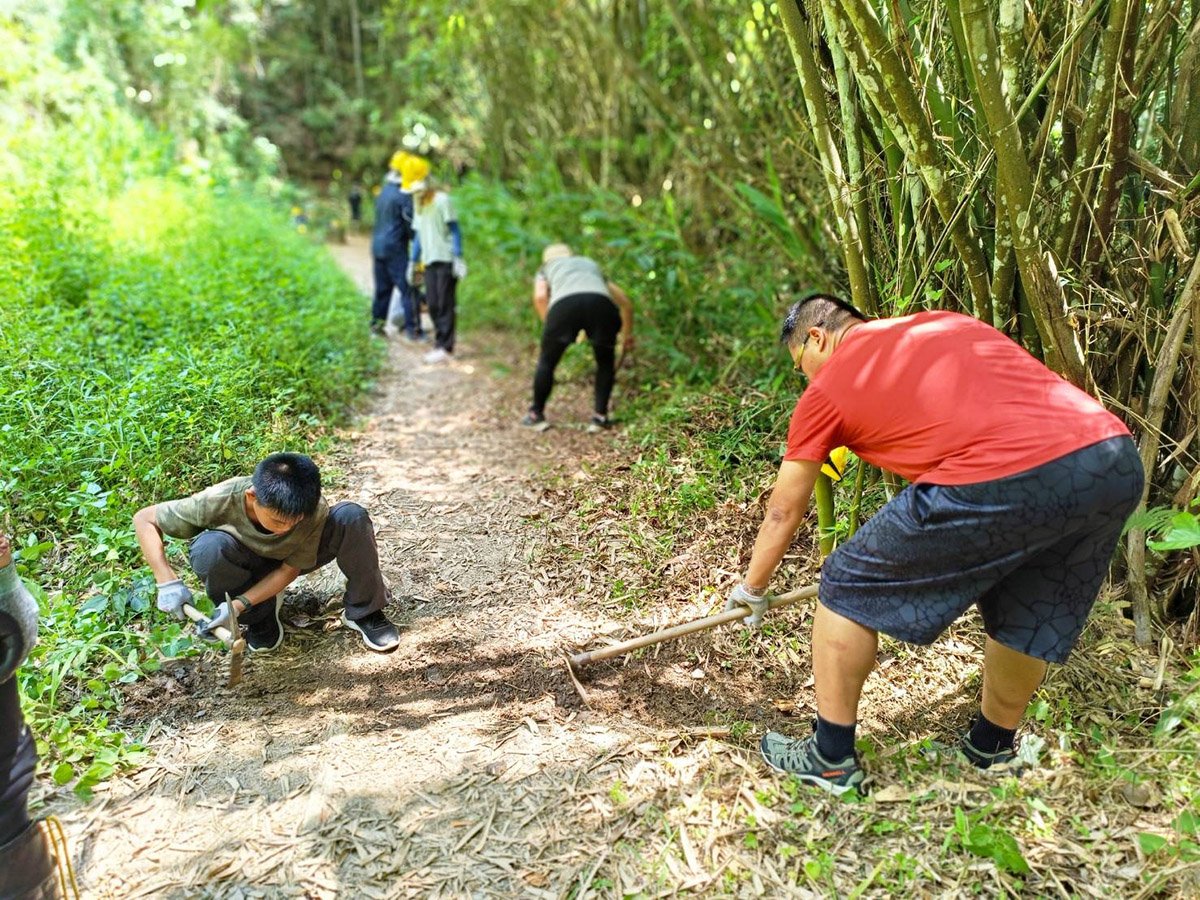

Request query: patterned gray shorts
[{"left": 819, "top": 436, "right": 1143, "bottom": 662}]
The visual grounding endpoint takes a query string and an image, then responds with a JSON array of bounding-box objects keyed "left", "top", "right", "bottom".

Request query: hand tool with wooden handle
[
  {"left": 567, "top": 582, "right": 819, "bottom": 672},
  {"left": 181, "top": 598, "right": 246, "bottom": 688}
]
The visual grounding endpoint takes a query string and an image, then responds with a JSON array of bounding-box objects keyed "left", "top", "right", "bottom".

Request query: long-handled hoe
[{"left": 566, "top": 582, "right": 819, "bottom": 678}]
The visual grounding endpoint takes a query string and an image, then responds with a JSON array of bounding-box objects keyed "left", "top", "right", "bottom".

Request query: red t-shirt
[{"left": 785, "top": 311, "right": 1129, "bottom": 485}]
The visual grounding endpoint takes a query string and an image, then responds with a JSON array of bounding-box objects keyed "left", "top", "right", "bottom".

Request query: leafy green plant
[{"left": 945, "top": 807, "right": 1031, "bottom": 875}]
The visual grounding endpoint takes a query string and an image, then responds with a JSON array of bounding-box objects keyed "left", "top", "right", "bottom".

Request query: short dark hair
[
  {"left": 780, "top": 292, "right": 869, "bottom": 349},
  {"left": 252, "top": 453, "right": 322, "bottom": 519}
]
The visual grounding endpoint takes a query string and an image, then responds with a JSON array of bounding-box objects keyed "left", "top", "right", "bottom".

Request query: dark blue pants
[
  {"left": 187, "top": 503, "right": 389, "bottom": 625},
  {"left": 371, "top": 254, "right": 420, "bottom": 335}
]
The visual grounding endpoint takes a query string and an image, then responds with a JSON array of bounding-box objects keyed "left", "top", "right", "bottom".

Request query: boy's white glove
[
  {"left": 452, "top": 256, "right": 467, "bottom": 281},
  {"left": 724, "top": 583, "right": 770, "bottom": 628},
  {"left": 156, "top": 579, "right": 192, "bottom": 620}
]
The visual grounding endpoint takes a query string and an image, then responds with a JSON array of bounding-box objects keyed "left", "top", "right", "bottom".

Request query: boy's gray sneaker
[
  {"left": 245, "top": 597, "right": 284, "bottom": 653},
  {"left": 760, "top": 730, "right": 865, "bottom": 796}
]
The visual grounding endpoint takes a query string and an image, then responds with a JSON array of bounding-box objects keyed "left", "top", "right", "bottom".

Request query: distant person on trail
[
  {"left": 348, "top": 182, "right": 364, "bottom": 225},
  {"left": 370, "top": 151, "right": 418, "bottom": 338},
  {"left": 133, "top": 453, "right": 401, "bottom": 655},
  {"left": 729, "top": 295, "right": 1141, "bottom": 795},
  {"left": 408, "top": 167, "right": 464, "bottom": 364},
  {"left": 1, "top": 529, "right": 77, "bottom": 898},
  {"left": 520, "top": 244, "right": 634, "bottom": 433}
]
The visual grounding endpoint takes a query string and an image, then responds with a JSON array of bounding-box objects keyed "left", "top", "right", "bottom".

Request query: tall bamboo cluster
[{"left": 771, "top": 1, "right": 1199, "bottom": 642}]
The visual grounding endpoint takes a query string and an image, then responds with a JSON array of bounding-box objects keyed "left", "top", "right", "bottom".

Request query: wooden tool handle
[
  {"left": 568, "top": 582, "right": 819, "bottom": 670},
  {"left": 181, "top": 602, "right": 235, "bottom": 647}
]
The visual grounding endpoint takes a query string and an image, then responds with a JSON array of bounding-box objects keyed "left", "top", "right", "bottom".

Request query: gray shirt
[{"left": 537, "top": 256, "right": 611, "bottom": 307}]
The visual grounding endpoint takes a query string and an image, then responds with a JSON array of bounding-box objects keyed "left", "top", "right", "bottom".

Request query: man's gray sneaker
[
  {"left": 959, "top": 733, "right": 1027, "bottom": 774},
  {"left": 342, "top": 610, "right": 400, "bottom": 652},
  {"left": 760, "top": 731, "right": 865, "bottom": 796}
]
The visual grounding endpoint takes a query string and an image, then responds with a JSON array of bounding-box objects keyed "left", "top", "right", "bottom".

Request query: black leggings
[
  {"left": 0, "top": 677, "right": 34, "bottom": 844},
  {"left": 532, "top": 293, "right": 621, "bottom": 416}
]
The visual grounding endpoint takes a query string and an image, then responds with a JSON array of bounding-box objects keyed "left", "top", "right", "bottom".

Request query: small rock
[
  {"left": 1120, "top": 780, "right": 1160, "bottom": 808},
  {"left": 690, "top": 668, "right": 705, "bottom": 679}
]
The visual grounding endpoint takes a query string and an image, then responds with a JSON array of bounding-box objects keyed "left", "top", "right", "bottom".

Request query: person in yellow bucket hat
[{"left": 369, "top": 151, "right": 421, "bottom": 339}]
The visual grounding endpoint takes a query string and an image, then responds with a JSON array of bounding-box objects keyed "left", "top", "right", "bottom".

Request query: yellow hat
[
  {"left": 542, "top": 243, "right": 572, "bottom": 264},
  {"left": 399, "top": 154, "right": 431, "bottom": 190},
  {"left": 389, "top": 150, "right": 410, "bottom": 172}
]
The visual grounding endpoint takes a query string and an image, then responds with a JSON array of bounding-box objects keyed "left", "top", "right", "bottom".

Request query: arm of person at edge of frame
[
  {"left": 532, "top": 277, "right": 550, "bottom": 323},
  {"left": 607, "top": 281, "right": 635, "bottom": 352},
  {"left": 134, "top": 505, "right": 301, "bottom": 608},
  {"left": 742, "top": 459, "right": 823, "bottom": 592}
]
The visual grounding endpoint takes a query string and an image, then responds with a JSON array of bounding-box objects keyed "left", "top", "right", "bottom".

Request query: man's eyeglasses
[{"left": 793, "top": 334, "right": 810, "bottom": 372}]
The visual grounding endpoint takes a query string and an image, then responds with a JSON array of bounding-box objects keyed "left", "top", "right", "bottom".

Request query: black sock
[
  {"left": 815, "top": 715, "right": 857, "bottom": 760},
  {"left": 967, "top": 712, "right": 1016, "bottom": 755}
]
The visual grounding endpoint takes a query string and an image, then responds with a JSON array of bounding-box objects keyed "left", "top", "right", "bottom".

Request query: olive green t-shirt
[{"left": 155, "top": 477, "right": 328, "bottom": 571}]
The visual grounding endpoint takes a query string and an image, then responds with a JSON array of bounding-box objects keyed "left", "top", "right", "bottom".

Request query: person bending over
[
  {"left": 520, "top": 243, "right": 634, "bottom": 432},
  {"left": 134, "top": 452, "right": 401, "bottom": 653},
  {"left": 728, "top": 293, "right": 1141, "bottom": 794}
]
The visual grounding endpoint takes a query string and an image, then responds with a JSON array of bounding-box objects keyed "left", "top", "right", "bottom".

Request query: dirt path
[{"left": 47, "top": 236, "right": 664, "bottom": 898}]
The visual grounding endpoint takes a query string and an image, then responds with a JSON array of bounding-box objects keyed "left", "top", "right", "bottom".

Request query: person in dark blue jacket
[{"left": 370, "top": 151, "right": 420, "bottom": 338}]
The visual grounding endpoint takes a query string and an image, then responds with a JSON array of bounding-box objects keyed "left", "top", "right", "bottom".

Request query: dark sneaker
[
  {"left": 342, "top": 610, "right": 400, "bottom": 652},
  {"left": 959, "top": 733, "right": 1026, "bottom": 774},
  {"left": 245, "top": 597, "right": 284, "bottom": 653},
  {"left": 370, "top": 320, "right": 387, "bottom": 337},
  {"left": 586, "top": 414, "right": 611, "bottom": 434},
  {"left": 520, "top": 411, "right": 550, "bottom": 432},
  {"left": 760, "top": 731, "right": 865, "bottom": 796}
]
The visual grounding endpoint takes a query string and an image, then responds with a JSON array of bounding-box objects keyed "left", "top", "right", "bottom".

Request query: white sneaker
[{"left": 423, "top": 348, "right": 450, "bottom": 364}]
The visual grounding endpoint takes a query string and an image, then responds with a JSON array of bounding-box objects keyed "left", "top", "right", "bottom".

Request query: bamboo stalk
[
  {"left": 776, "top": 1, "right": 875, "bottom": 313},
  {"left": 956, "top": 0, "right": 1090, "bottom": 387},
  {"left": 1127, "top": 249, "right": 1200, "bottom": 645},
  {"left": 821, "top": 0, "right": 994, "bottom": 323}
]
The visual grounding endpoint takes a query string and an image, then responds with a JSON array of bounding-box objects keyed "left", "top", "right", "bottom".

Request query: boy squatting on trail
[
  {"left": 133, "top": 453, "right": 401, "bottom": 653},
  {"left": 727, "top": 294, "right": 1143, "bottom": 795}
]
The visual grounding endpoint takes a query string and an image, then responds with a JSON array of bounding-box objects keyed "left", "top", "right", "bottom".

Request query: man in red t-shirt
[{"left": 728, "top": 294, "right": 1142, "bottom": 795}]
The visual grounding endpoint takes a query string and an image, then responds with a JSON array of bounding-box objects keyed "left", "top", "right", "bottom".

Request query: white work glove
[
  {"left": 724, "top": 583, "right": 770, "bottom": 628},
  {"left": 156, "top": 579, "right": 192, "bottom": 621},
  {"left": 197, "top": 596, "right": 249, "bottom": 639},
  {"left": 452, "top": 256, "right": 467, "bottom": 281},
  {"left": 405, "top": 260, "right": 416, "bottom": 286}
]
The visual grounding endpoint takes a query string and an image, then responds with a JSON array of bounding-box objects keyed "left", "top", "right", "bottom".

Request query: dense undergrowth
[{"left": 0, "top": 176, "right": 378, "bottom": 795}]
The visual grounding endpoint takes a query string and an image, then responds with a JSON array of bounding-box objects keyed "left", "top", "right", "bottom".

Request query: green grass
[{"left": 1, "top": 177, "right": 380, "bottom": 796}]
